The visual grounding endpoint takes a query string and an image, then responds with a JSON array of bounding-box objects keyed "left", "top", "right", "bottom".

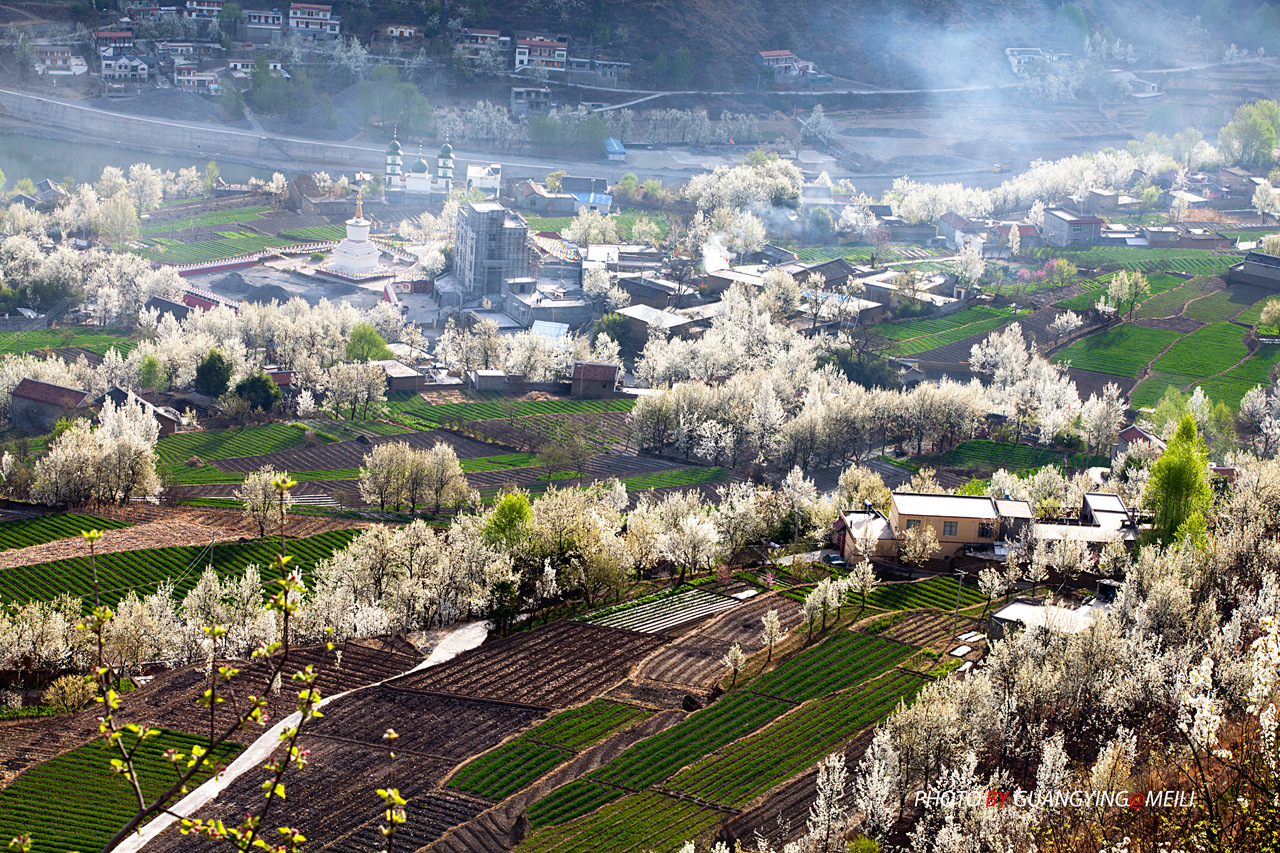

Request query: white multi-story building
[{"left": 288, "top": 3, "right": 339, "bottom": 39}]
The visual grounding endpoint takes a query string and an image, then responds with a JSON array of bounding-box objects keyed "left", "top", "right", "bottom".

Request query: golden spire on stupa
[{"left": 355, "top": 188, "right": 364, "bottom": 220}]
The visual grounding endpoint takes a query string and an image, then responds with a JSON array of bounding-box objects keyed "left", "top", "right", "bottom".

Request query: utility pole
[{"left": 949, "top": 569, "right": 965, "bottom": 642}]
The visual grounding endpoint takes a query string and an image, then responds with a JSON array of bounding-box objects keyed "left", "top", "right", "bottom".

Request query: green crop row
[
  {"left": 0, "top": 729, "right": 241, "bottom": 853},
  {"left": 0, "top": 327, "right": 137, "bottom": 358},
  {"left": 0, "top": 529, "right": 357, "bottom": 609},
  {"left": 1038, "top": 247, "right": 1237, "bottom": 274},
  {"left": 0, "top": 514, "right": 131, "bottom": 552},
  {"left": 1051, "top": 324, "right": 1182, "bottom": 378},
  {"left": 528, "top": 692, "right": 790, "bottom": 827},
  {"left": 897, "top": 439, "right": 1105, "bottom": 474},
  {"left": 518, "top": 790, "right": 722, "bottom": 853},
  {"left": 1152, "top": 322, "right": 1248, "bottom": 377},
  {"left": 751, "top": 631, "right": 915, "bottom": 703},
  {"left": 132, "top": 233, "right": 300, "bottom": 264},
  {"left": 385, "top": 395, "right": 634, "bottom": 430},
  {"left": 863, "top": 576, "right": 986, "bottom": 611},
  {"left": 140, "top": 206, "right": 271, "bottom": 235},
  {"left": 667, "top": 670, "right": 927, "bottom": 807},
  {"left": 155, "top": 423, "right": 327, "bottom": 464},
  {"left": 449, "top": 700, "right": 650, "bottom": 801},
  {"left": 280, "top": 226, "right": 348, "bottom": 241}
]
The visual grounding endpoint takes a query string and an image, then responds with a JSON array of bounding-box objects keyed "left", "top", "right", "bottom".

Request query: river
[{"left": 0, "top": 134, "right": 271, "bottom": 187}]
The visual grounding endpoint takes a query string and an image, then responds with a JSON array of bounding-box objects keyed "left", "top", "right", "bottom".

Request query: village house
[
  {"left": 287, "top": 2, "right": 339, "bottom": 38},
  {"left": 183, "top": 0, "right": 224, "bottom": 17},
  {"left": 937, "top": 212, "right": 989, "bottom": 250},
  {"left": 995, "top": 223, "right": 1042, "bottom": 250},
  {"left": 93, "top": 388, "right": 182, "bottom": 437},
  {"left": 244, "top": 9, "right": 284, "bottom": 41},
  {"left": 1228, "top": 250, "right": 1280, "bottom": 289},
  {"left": 510, "top": 86, "right": 552, "bottom": 117},
  {"left": 569, "top": 362, "right": 621, "bottom": 398},
  {"left": 836, "top": 491, "right": 1138, "bottom": 563},
  {"left": 1040, "top": 209, "right": 1104, "bottom": 247},
  {"left": 32, "top": 44, "right": 73, "bottom": 72},
  {"left": 10, "top": 378, "right": 91, "bottom": 433},
  {"left": 515, "top": 36, "right": 568, "bottom": 72},
  {"left": 173, "top": 63, "right": 220, "bottom": 91},
  {"left": 101, "top": 54, "right": 156, "bottom": 81},
  {"left": 94, "top": 30, "right": 135, "bottom": 54},
  {"left": 1111, "top": 423, "right": 1166, "bottom": 463}
]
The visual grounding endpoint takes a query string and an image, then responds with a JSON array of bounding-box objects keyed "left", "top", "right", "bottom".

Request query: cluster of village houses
[{"left": 28, "top": 0, "right": 833, "bottom": 102}]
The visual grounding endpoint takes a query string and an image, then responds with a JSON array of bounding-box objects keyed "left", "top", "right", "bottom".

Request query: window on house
[
  {"left": 978, "top": 522, "right": 995, "bottom": 539},
  {"left": 943, "top": 521, "right": 957, "bottom": 537},
  {"left": 906, "top": 520, "right": 920, "bottom": 530},
  {"left": 1071, "top": 225, "right": 1082, "bottom": 233}
]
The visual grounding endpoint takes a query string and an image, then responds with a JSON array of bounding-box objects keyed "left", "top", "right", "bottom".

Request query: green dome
[
  {"left": 439, "top": 142, "right": 453, "bottom": 157},
  {"left": 410, "top": 158, "right": 430, "bottom": 173},
  {"left": 387, "top": 139, "right": 401, "bottom": 154}
]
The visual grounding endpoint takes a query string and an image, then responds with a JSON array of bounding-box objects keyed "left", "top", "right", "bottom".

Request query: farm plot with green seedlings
[
  {"left": 0, "top": 514, "right": 131, "bottom": 551},
  {"left": 750, "top": 630, "right": 917, "bottom": 703},
  {"left": 0, "top": 729, "right": 241, "bottom": 853},
  {"left": 0, "top": 327, "right": 137, "bottom": 357},
  {"left": 1182, "top": 287, "right": 1265, "bottom": 323},
  {"left": 1039, "top": 247, "right": 1237, "bottom": 275},
  {"left": 665, "top": 670, "right": 927, "bottom": 807},
  {"left": 386, "top": 395, "right": 634, "bottom": 430},
  {"left": 517, "top": 790, "right": 722, "bottom": 853},
  {"left": 899, "top": 440, "right": 1103, "bottom": 474},
  {"left": 1051, "top": 324, "right": 1181, "bottom": 377},
  {"left": 0, "top": 529, "right": 357, "bottom": 608},
  {"left": 614, "top": 467, "right": 733, "bottom": 491},
  {"left": 871, "top": 307, "right": 1022, "bottom": 356},
  {"left": 588, "top": 587, "right": 740, "bottom": 633},
  {"left": 280, "top": 225, "right": 348, "bottom": 241},
  {"left": 448, "top": 701, "right": 651, "bottom": 801},
  {"left": 863, "top": 576, "right": 986, "bottom": 611},
  {"left": 1131, "top": 275, "right": 1218, "bottom": 319},
  {"left": 1152, "top": 322, "right": 1248, "bottom": 377},
  {"left": 527, "top": 691, "right": 791, "bottom": 828},
  {"left": 1192, "top": 345, "right": 1280, "bottom": 407},
  {"left": 132, "top": 233, "right": 299, "bottom": 264},
  {"left": 155, "top": 423, "right": 326, "bottom": 464},
  {"left": 140, "top": 206, "right": 272, "bottom": 235}
]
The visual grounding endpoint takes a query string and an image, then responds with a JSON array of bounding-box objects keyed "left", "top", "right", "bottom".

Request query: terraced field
[
  {"left": 665, "top": 670, "right": 927, "bottom": 808},
  {"left": 133, "top": 233, "right": 300, "bottom": 264},
  {"left": 750, "top": 631, "right": 916, "bottom": 703},
  {"left": 386, "top": 395, "right": 634, "bottom": 431},
  {"left": 0, "top": 529, "right": 358, "bottom": 607},
  {"left": 1040, "top": 247, "right": 1237, "bottom": 275},
  {"left": 1151, "top": 322, "right": 1248, "bottom": 377},
  {"left": 528, "top": 691, "right": 791, "bottom": 828},
  {"left": 155, "top": 423, "right": 325, "bottom": 464},
  {"left": 448, "top": 700, "right": 651, "bottom": 801},
  {"left": 892, "top": 440, "right": 1104, "bottom": 474},
  {"left": 0, "top": 327, "right": 136, "bottom": 357},
  {"left": 0, "top": 514, "right": 130, "bottom": 551},
  {"left": 517, "top": 791, "right": 722, "bottom": 853},
  {"left": 587, "top": 587, "right": 741, "bottom": 633},
  {"left": 280, "top": 225, "right": 348, "bottom": 241},
  {"left": 1051, "top": 324, "right": 1181, "bottom": 377},
  {"left": 862, "top": 576, "right": 986, "bottom": 611},
  {"left": 870, "top": 307, "right": 1023, "bottom": 356},
  {"left": 0, "top": 729, "right": 241, "bottom": 853},
  {"left": 140, "top": 206, "right": 272, "bottom": 235}
]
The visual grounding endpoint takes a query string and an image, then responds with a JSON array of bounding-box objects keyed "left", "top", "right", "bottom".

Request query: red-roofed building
[
  {"left": 10, "top": 378, "right": 90, "bottom": 432},
  {"left": 515, "top": 37, "right": 567, "bottom": 71},
  {"left": 995, "top": 222, "right": 1042, "bottom": 249},
  {"left": 288, "top": 2, "right": 340, "bottom": 38},
  {"left": 1112, "top": 424, "right": 1166, "bottom": 464},
  {"left": 95, "top": 31, "right": 135, "bottom": 53},
  {"left": 570, "top": 362, "right": 621, "bottom": 398}
]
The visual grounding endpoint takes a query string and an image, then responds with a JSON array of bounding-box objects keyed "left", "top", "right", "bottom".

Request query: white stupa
[{"left": 321, "top": 190, "right": 387, "bottom": 280}]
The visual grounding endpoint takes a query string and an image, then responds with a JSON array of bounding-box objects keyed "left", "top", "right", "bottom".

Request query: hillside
[{"left": 410, "top": 0, "right": 1203, "bottom": 90}]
